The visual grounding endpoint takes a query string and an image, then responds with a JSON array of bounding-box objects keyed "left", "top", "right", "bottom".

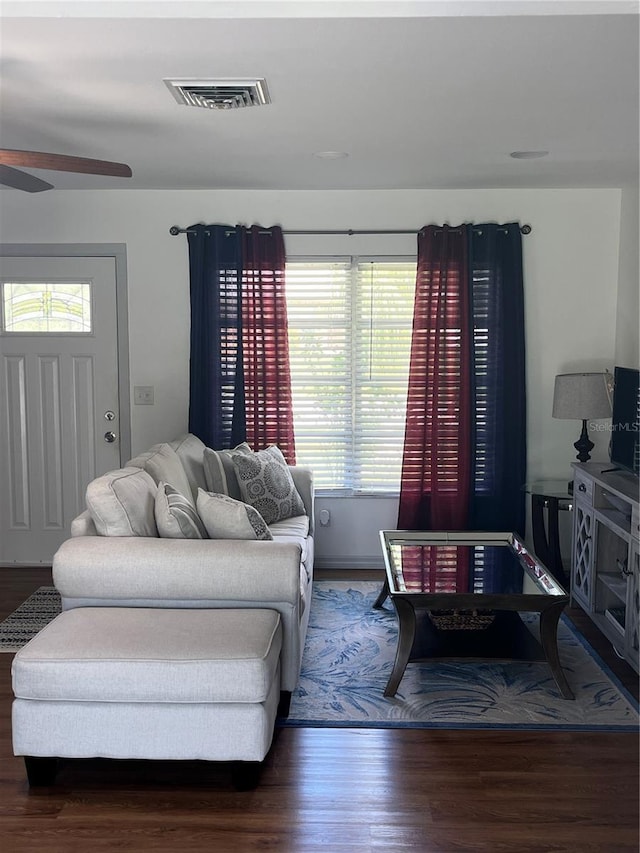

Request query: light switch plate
[{"left": 134, "top": 386, "right": 154, "bottom": 405}]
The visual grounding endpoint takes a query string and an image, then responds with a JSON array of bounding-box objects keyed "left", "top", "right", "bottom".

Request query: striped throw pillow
[{"left": 155, "top": 482, "right": 207, "bottom": 539}]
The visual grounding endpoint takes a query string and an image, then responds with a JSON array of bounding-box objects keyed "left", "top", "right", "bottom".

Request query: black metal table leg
[
  {"left": 373, "top": 577, "right": 389, "bottom": 609},
  {"left": 531, "top": 493, "right": 569, "bottom": 587},
  {"left": 384, "top": 597, "right": 416, "bottom": 697},
  {"left": 539, "top": 604, "right": 574, "bottom": 700}
]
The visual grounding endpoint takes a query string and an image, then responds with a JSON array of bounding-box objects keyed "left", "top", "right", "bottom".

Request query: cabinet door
[
  {"left": 572, "top": 498, "right": 595, "bottom": 608},
  {"left": 625, "top": 540, "right": 639, "bottom": 673}
]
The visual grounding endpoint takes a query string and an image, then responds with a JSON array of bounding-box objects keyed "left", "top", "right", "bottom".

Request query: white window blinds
[{"left": 286, "top": 257, "right": 416, "bottom": 492}]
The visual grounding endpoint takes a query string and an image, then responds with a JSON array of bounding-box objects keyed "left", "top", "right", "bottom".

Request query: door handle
[{"left": 104, "top": 431, "right": 117, "bottom": 443}]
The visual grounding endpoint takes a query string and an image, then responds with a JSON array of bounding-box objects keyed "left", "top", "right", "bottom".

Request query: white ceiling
[{"left": 0, "top": 1, "right": 638, "bottom": 191}]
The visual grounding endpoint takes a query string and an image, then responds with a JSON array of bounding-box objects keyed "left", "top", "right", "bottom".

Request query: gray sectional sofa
[{"left": 52, "top": 433, "right": 314, "bottom": 707}]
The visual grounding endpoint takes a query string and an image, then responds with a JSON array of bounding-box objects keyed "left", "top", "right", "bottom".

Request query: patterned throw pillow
[
  {"left": 230, "top": 445, "right": 306, "bottom": 525},
  {"left": 196, "top": 489, "right": 273, "bottom": 540},
  {"left": 155, "top": 483, "right": 207, "bottom": 539}
]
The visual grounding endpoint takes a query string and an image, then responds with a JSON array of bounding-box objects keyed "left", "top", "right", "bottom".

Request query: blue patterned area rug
[{"left": 282, "top": 581, "right": 639, "bottom": 732}]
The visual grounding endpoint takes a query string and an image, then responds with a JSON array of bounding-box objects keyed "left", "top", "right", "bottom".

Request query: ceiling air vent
[{"left": 164, "top": 78, "right": 271, "bottom": 110}]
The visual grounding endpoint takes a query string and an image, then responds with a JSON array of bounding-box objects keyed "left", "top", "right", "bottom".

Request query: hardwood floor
[{"left": 0, "top": 567, "right": 638, "bottom": 853}]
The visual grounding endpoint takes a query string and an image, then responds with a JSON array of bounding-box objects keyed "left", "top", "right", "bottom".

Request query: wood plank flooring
[{"left": 0, "top": 567, "right": 638, "bottom": 853}]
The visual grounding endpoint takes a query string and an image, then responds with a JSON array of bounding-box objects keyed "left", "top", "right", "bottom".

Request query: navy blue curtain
[
  {"left": 187, "top": 224, "right": 245, "bottom": 449},
  {"left": 468, "top": 223, "right": 526, "bottom": 537},
  {"left": 468, "top": 223, "right": 526, "bottom": 594},
  {"left": 186, "top": 223, "right": 296, "bottom": 458}
]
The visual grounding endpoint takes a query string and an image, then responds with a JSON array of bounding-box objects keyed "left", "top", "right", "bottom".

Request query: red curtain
[
  {"left": 397, "top": 225, "right": 472, "bottom": 532},
  {"left": 240, "top": 225, "right": 296, "bottom": 463},
  {"left": 400, "top": 544, "right": 473, "bottom": 594}
]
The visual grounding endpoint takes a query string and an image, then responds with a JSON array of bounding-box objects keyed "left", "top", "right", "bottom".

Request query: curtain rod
[{"left": 169, "top": 224, "right": 532, "bottom": 237}]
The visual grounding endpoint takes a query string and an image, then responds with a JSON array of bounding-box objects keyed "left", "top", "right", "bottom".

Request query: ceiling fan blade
[
  {"left": 0, "top": 164, "right": 53, "bottom": 193},
  {"left": 0, "top": 149, "right": 132, "bottom": 178}
]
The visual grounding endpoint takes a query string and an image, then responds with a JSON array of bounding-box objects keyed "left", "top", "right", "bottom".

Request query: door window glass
[{"left": 1, "top": 282, "right": 92, "bottom": 333}]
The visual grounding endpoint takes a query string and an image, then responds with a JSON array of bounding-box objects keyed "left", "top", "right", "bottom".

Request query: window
[
  {"left": 286, "top": 257, "right": 416, "bottom": 493},
  {"left": 1, "top": 282, "right": 92, "bottom": 333},
  {"left": 471, "top": 264, "right": 496, "bottom": 495}
]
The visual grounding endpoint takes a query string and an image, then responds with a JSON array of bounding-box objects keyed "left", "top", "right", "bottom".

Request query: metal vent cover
[{"left": 164, "top": 78, "right": 270, "bottom": 110}]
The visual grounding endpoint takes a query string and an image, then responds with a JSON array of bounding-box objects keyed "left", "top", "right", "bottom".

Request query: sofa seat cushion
[
  {"left": 270, "top": 516, "right": 311, "bottom": 579},
  {"left": 12, "top": 608, "right": 282, "bottom": 705},
  {"left": 86, "top": 468, "right": 158, "bottom": 537},
  {"left": 231, "top": 445, "right": 306, "bottom": 525},
  {"left": 127, "top": 443, "right": 193, "bottom": 505},
  {"left": 268, "top": 515, "right": 310, "bottom": 538}
]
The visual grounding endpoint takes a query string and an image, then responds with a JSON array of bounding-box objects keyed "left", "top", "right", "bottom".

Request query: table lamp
[{"left": 552, "top": 372, "right": 612, "bottom": 464}]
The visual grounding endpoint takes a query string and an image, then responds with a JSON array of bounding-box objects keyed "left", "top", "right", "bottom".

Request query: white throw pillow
[
  {"left": 86, "top": 467, "right": 158, "bottom": 537},
  {"left": 230, "top": 445, "right": 305, "bottom": 525},
  {"left": 155, "top": 482, "right": 207, "bottom": 539},
  {"left": 196, "top": 489, "right": 273, "bottom": 541}
]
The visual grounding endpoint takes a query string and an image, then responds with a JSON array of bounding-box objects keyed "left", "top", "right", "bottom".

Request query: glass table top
[
  {"left": 524, "top": 480, "right": 573, "bottom": 500},
  {"left": 380, "top": 531, "right": 567, "bottom": 598}
]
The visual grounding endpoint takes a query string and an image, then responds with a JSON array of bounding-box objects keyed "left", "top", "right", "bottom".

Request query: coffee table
[{"left": 376, "top": 531, "right": 573, "bottom": 700}]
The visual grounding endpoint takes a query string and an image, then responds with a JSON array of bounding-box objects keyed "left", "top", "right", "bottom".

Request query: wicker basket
[{"left": 428, "top": 609, "right": 495, "bottom": 631}]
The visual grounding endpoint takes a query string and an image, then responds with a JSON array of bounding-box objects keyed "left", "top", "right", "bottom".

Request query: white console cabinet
[{"left": 571, "top": 462, "right": 639, "bottom": 674}]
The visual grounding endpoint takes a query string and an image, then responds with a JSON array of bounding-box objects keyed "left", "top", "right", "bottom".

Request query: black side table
[{"left": 525, "top": 480, "right": 573, "bottom": 589}]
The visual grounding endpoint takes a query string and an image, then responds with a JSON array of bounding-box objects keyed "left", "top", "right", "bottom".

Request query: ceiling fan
[{"left": 0, "top": 149, "right": 132, "bottom": 193}]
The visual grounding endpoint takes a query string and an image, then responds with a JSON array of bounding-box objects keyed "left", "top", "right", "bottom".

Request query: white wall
[
  {"left": 0, "top": 187, "right": 623, "bottom": 566},
  {"left": 615, "top": 183, "right": 640, "bottom": 369}
]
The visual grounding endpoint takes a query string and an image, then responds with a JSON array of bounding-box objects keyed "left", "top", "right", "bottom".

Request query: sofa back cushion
[
  {"left": 127, "top": 442, "right": 193, "bottom": 503},
  {"left": 86, "top": 467, "right": 158, "bottom": 537},
  {"left": 169, "top": 433, "right": 208, "bottom": 501},
  {"left": 155, "top": 482, "right": 207, "bottom": 539}
]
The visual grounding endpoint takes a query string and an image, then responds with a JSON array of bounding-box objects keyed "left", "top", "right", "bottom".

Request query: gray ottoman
[{"left": 12, "top": 607, "right": 282, "bottom": 789}]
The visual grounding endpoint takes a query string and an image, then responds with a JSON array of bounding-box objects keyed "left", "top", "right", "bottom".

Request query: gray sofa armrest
[
  {"left": 53, "top": 536, "right": 302, "bottom": 603},
  {"left": 71, "top": 510, "right": 97, "bottom": 537},
  {"left": 289, "top": 465, "right": 314, "bottom": 534}
]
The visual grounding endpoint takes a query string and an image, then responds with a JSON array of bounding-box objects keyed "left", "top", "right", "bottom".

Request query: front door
[{"left": 0, "top": 256, "right": 122, "bottom": 564}]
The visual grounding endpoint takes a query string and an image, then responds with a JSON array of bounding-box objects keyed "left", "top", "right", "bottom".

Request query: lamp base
[{"left": 574, "top": 419, "right": 594, "bottom": 463}]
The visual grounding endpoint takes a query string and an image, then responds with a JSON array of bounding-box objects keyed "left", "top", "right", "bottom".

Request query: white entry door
[{"left": 0, "top": 256, "right": 122, "bottom": 564}]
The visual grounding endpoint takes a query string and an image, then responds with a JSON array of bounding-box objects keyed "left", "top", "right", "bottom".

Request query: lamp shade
[{"left": 552, "top": 372, "right": 612, "bottom": 420}]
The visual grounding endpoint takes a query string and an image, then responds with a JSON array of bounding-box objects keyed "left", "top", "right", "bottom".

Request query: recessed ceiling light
[
  {"left": 313, "top": 151, "right": 349, "bottom": 159},
  {"left": 510, "top": 150, "right": 549, "bottom": 159}
]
